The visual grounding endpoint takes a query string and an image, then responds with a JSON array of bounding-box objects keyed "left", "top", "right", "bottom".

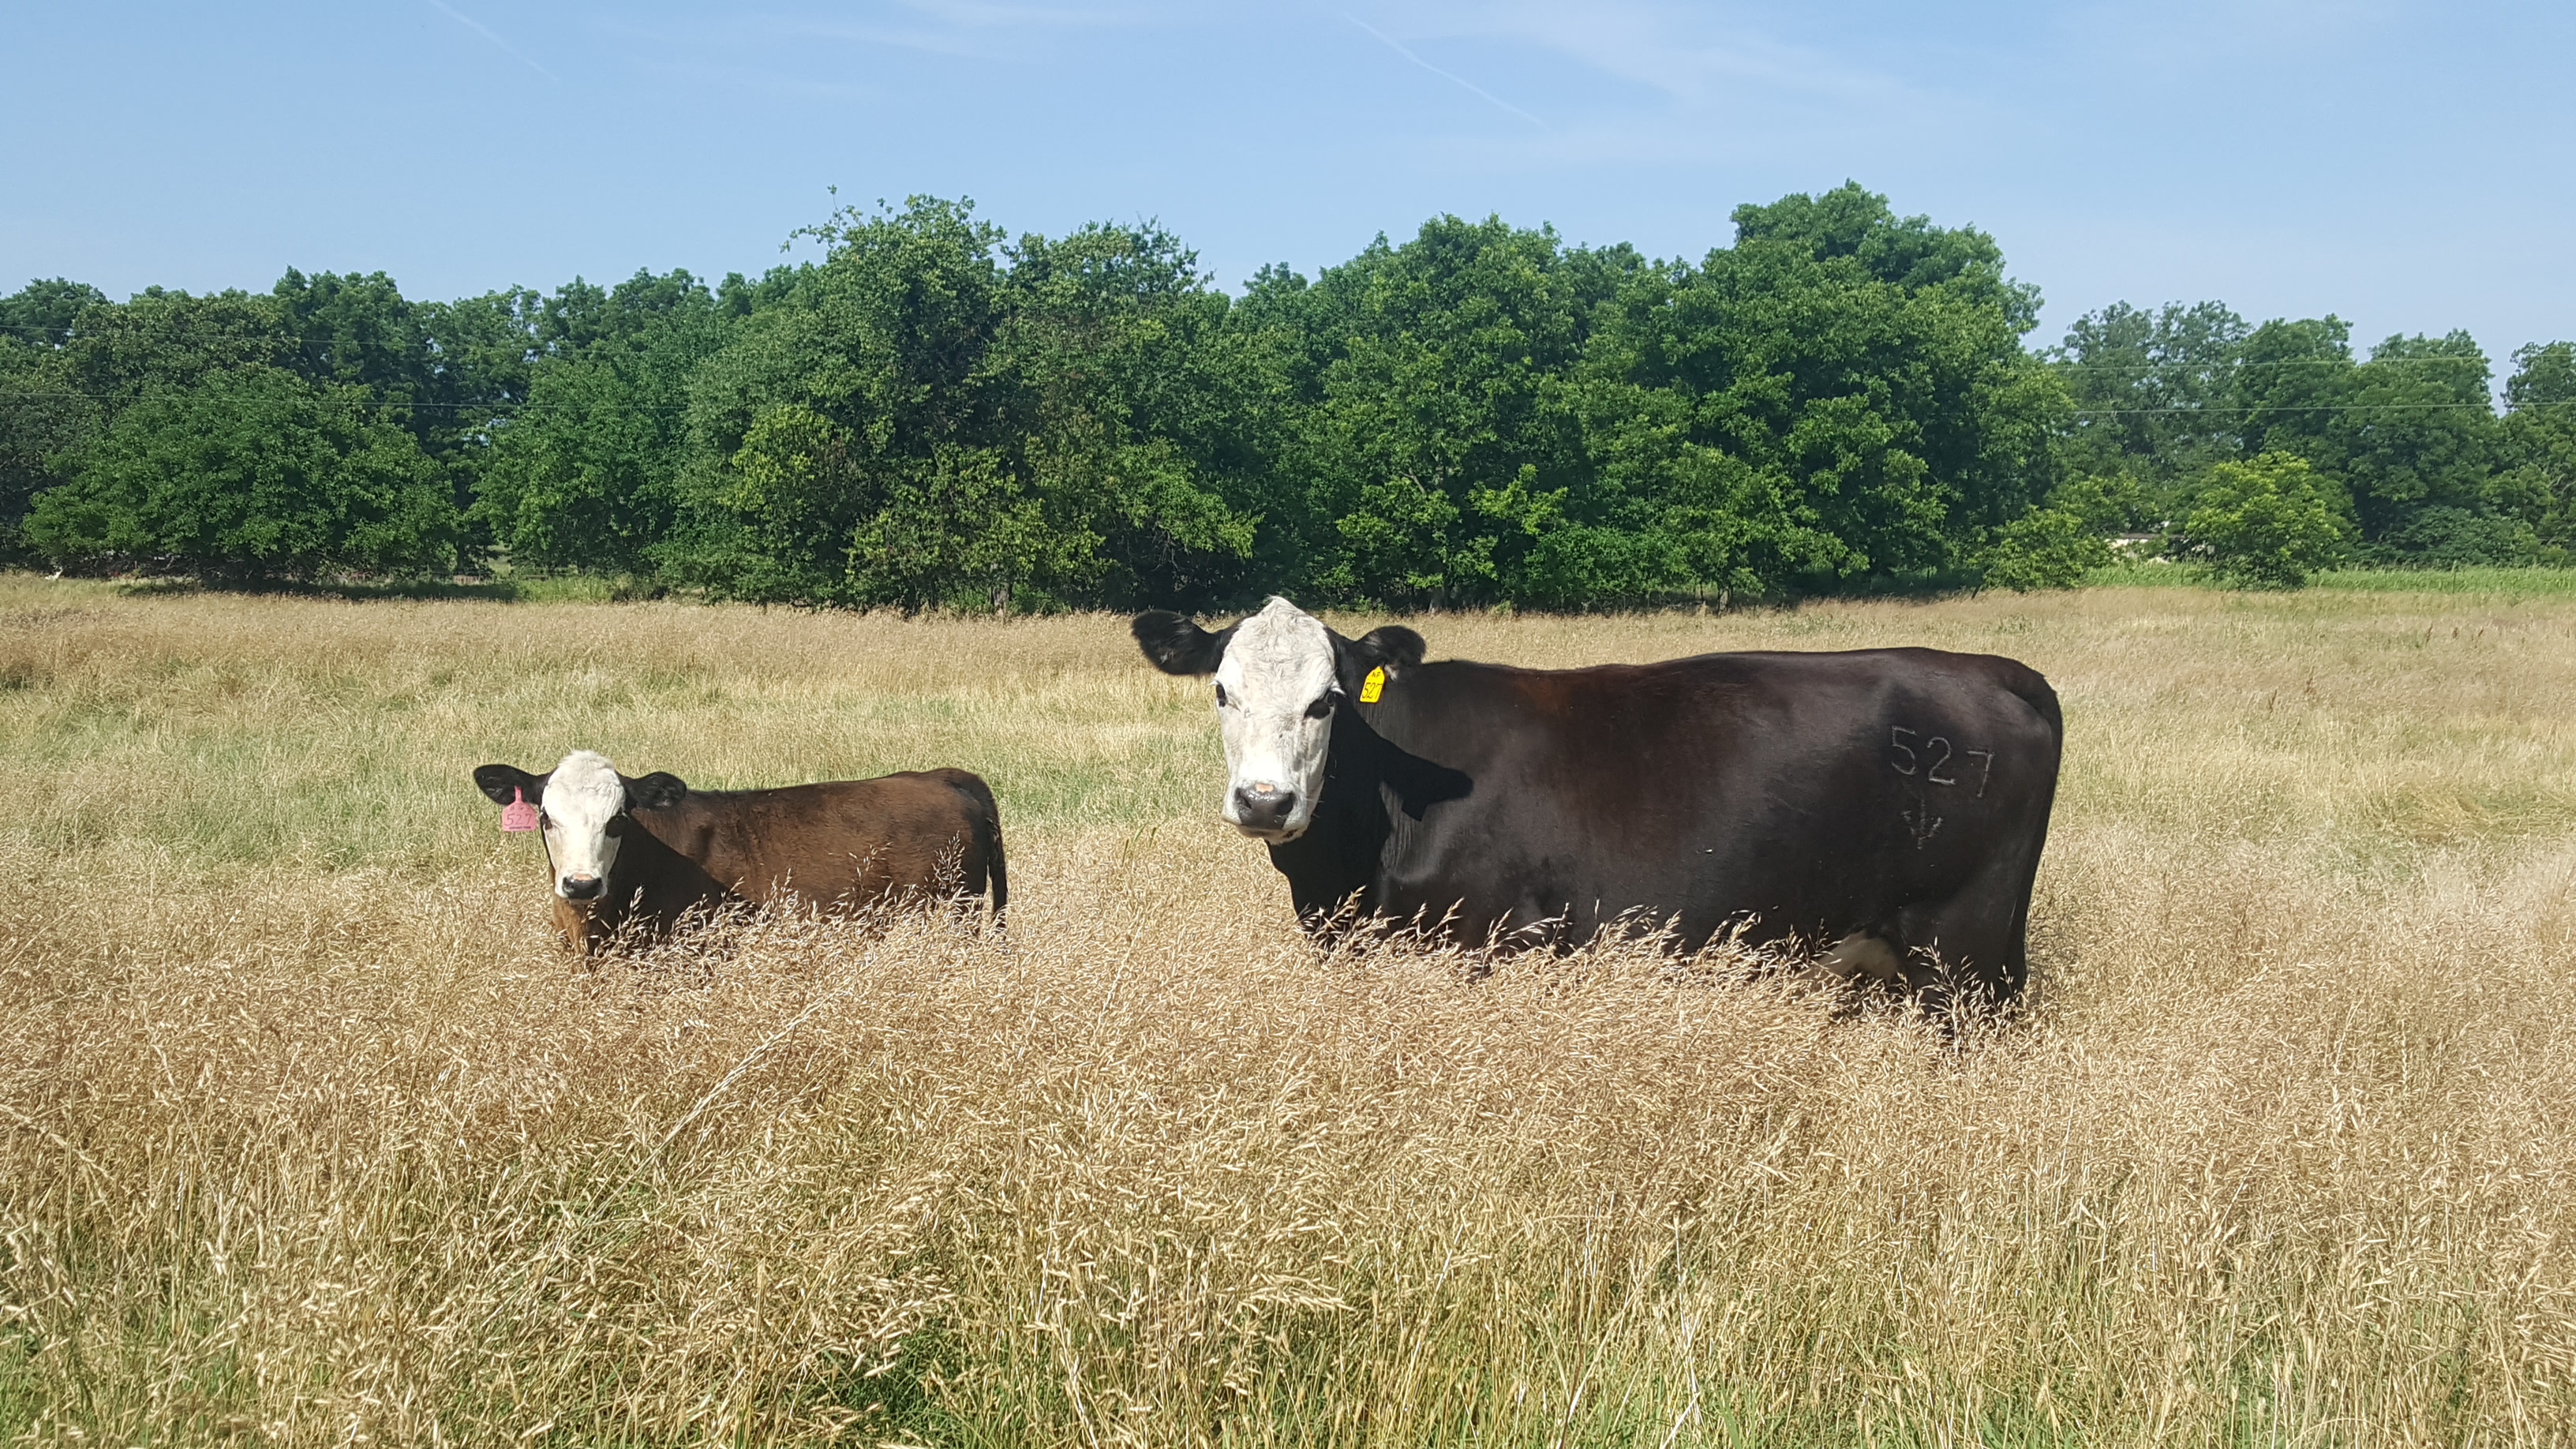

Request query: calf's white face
[
  {"left": 1211, "top": 598, "right": 1340, "bottom": 841},
  {"left": 540, "top": 750, "right": 630, "bottom": 901}
]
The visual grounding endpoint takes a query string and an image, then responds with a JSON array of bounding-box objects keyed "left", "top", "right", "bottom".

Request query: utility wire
[
  {"left": 0, "top": 387, "right": 2543, "bottom": 421},
  {"left": 3, "top": 320, "right": 2550, "bottom": 363},
  {"left": 0, "top": 317, "right": 2533, "bottom": 365},
  {"left": 2067, "top": 402, "right": 2510, "bottom": 417}
]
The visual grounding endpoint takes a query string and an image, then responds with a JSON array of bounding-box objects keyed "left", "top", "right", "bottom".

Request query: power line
[
  {"left": 7, "top": 321, "right": 2552, "bottom": 369},
  {"left": 2067, "top": 402, "right": 2505, "bottom": 417},
  {"left": 0, "top": 321, "right": 629, "bottom": 354},
  {"left": 2046, "top": 361, "right": 2504, "bottom": 379},
  {"left": 0, "top": 389, "right": 547, "bottom": 414},
  {"left": 0, "top": 386, "right": 2538, "bottom": 421}
]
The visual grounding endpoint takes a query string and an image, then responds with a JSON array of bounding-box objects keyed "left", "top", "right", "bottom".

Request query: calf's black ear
[
  {"left": 1354, "top": 625, "right": 1427, "bottom": 672},
  {"left": 624, "top": 772, "right": 688, "bottom": 811},
  {"left": 1132, "top": 610, "right": 1236, "bottom": 676},
  {"left": 473, "top": 763, "right": 544, "bottom": 805}
]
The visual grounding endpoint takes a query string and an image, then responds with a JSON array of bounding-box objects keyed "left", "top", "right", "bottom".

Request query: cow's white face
[
  {"left": 1211, "top": 598, "right": 1341, "bottom": 841},
  {"left": 540, "top": 750, "right": 629, "bottom": 901}
]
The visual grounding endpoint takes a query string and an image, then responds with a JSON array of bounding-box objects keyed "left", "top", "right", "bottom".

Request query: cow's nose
[
  {"left": 1232, "top": 783, "right": 1297, "bottom": 829},
  {"left": 560, "top": 874, "right": 605, "bottom": 900}
]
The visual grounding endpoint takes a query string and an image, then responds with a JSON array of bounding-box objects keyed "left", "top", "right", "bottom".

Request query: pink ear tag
[{"left": 500, "top": 788, "right": 539, "bottom": 833}]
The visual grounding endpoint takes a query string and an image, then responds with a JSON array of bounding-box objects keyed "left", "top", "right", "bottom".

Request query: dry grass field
[{"left": 3, "top": 571, "right": 2574, "bottom": 1446}]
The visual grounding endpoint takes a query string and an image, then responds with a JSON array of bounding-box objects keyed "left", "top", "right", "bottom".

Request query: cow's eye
[
  {"left": 537, "top": 812, "right": 552, "bottom": 830},
  {"left": 604, "top": 816, "right": 629, "bottom": 837},
  {"left": 1305, "top": 695, "right": 1334, "bottom": 720},
  {"left": 1214, "top": 683, "right": 1229, "bottom": 708}
]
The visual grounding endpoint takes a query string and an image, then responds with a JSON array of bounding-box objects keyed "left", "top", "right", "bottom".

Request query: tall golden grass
[{"left": 2, "top": 575, "right": 2573, "bottom": 1445}]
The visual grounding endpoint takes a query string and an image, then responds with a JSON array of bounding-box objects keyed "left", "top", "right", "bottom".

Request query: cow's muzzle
[
  {"left": 559, "top": 873, "right": 605, "bottom": 901},
  {"left": 1230, "top": 783, "right": 1301, "bottom": 837}
]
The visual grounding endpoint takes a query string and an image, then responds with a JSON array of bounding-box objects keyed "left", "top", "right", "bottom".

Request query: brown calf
[{"left": 474, "top": 751, "right": 1006, "bottom": 954}]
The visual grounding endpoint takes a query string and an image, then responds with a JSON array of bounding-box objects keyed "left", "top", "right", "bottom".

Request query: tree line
[
  {"left": 4, "top": 183, "right": 2571, "bottom": 607},
  {"left": 2054, "top": 302, "right": 2576, "bottom": 585}
]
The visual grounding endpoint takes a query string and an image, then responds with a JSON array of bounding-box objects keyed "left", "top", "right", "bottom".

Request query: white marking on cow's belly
[{"left": 1822, "top": 931, "right": 1902, "bottom": 984}]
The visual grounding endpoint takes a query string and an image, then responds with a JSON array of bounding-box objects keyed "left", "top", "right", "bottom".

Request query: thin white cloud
[
  {"left": 620, "top": 54, "right": 875, "bottom": 101},
  {"left": 640, "top": 3, "right": 1150, "bottom": 62},
  {"left": 889, "top": 0, "right": 1153, "bottom": 26},
  {"left": 1337, "top": 0, "right": 2014, "bottom": 180},
  {"left": 2048, "top": 0, "right": 2397, "bottom": 86},
  {"left": 764, "top": 18, "right": 993, "bottom": 57},
  {"left": 1453, "top": 0, "right": 1936, "bottom": 110},
  {"left": 424, "top": 0, "right": 562, "bottom": 83},
  {"left": 1343, "top": 13, "right": 1551, "bottom": 131}
]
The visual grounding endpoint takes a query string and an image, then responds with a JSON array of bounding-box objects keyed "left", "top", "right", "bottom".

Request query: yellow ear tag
[{"left": 1358, "top": 666, "right": 1386, "bottom": 703}]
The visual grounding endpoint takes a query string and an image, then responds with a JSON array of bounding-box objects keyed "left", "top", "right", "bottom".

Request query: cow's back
[{"left": 638, "top": 769, "right": 1004, "bottom": 914}]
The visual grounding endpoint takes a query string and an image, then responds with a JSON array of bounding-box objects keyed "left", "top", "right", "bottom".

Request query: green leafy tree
[
  {"left": 2338, "top": 332, "right": 2500, "bottom": 552},
  {"left": 2231, "top": 316, "right": 2355, "bottom": 455},
  {"left": 1248, "top": 214, "right": 1618, "bottom": 606},
  {"left": 22, "top": 367, "right": 456, "bottom": 581},
  {"left": 53, "top": 286, "right": 299, "bottom": 414},
  {"left": 415, "top": 284, "right": 546, "bottom": 553},
  {"left": 667, "top": 199, "right": 1032, "bottom": 608},
  {"left": 1240, "top": 185, "right": 2068, "bottom": 608},
  {"left": 2048, "top": 300, "right": 2247, "bottom": 504},
  {"left": 2507, "top": 341, "right": 2576, "bottom": 414},
  {"left": 2232, "top": 320, "right": 2505, "bottom": 556},
  {"left": 2175, "top": 452, "right": 2352, "bottom": 588},
  {"left": 13, "top": 274, "right": 530, "bottom": 562},
  {"left": 1599, "top": 183, "right": 2069, "bottom": 597},
  {"left": 998, "top": 223, "right": 1271, "bottom": 604},
  {"left": 2497, "top": 342, "right": 2576, "bottom": 549},
  {"left": 0, "top": 278, "right": 107, "bottom": 347},
  {"left": 0, "top": 279, "right": 110, "bottom": 551},
  {"left": 2045, "top": 473, "right": 2155, "bottom": 535},
  {"left": 274, "top": 269, "right": 562, "bottom": 541},
  {"left": 273, "top": 270, "right": 436, "bottom": 409},
  {"left": 667, "top": 198, "right": 1254, "bottom": 611},
  {"left": 476, "top": 341, "right": 695, "bottom": 575},
  {"left": 474, "top": 271, "right": 735, "bottom": 575},
  {"left": 1977, "top": 507, "right": 2114, "bottom": 591},
  {"left": 423, "top": 285, "right": 545, "bottom": 409},
  {"left": 34, "top": 190, "right": 2560, "bottom": 610},
  {"left": 717, "top": 265, "right": 810, "bottom": 319}
]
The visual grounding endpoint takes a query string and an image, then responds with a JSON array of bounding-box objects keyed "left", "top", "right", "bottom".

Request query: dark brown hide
[{"left": 550, "top": 769, "right": 1005, "bottom": 954}]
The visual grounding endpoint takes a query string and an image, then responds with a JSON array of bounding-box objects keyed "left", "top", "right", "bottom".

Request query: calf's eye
[
  {"left": 604, "top": 816, "right": 629, "bottom": 837},
  {"left": 1215, "top": 683, "right": 1230, "bottom": 708},
  {"left": 1305, "top": 695, "right": 1334, "bottom": 720}
]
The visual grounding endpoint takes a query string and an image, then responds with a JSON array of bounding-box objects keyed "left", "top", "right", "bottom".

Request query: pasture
[{"left": 2, "top": 573, "right": 2572, "bottom": 1446}]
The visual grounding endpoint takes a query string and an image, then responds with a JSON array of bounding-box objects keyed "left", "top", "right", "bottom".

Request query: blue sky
[{"left": 6, "top": 0, "right": 2570, "bottom": 366}]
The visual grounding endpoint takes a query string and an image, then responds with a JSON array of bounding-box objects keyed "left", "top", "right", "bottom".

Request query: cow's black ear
[
  {"left": 1354, "top": 625, "right": 1428, "bottom": 672},
  {"left": 625, "top": 772, "right": 688, "bottom": 811},
  {"left": 1132, "top": 610, "right": 1236, "bottom": 676},
  {"left": 473, "top": 763, "right": 543, "bottom": 806}
]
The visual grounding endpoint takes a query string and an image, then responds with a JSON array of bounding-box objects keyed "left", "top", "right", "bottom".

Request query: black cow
[{"left": 1133, "top": 597, "right": 2062, "bottom": 1002}]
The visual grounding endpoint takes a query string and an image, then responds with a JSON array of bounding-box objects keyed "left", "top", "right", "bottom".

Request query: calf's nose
[
  {"left": 560, "top": 873, "right": 605, "bottom": 900},
  {"left": 1232, "top": 783, "right": 1297, "bottom": 829}
]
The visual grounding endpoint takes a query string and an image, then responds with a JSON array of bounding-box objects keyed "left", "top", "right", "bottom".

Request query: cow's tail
[
  {"left": 985, "top": 806, "right": 1009, "bottom": 928},
  {"left": 952, "top": 770, "right": 1009, "bottom": 928}
]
